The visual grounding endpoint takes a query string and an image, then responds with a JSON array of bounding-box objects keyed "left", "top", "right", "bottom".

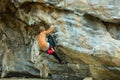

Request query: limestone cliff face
[{"left": 0, "top": 0, "right": 120, "bottom": 80}]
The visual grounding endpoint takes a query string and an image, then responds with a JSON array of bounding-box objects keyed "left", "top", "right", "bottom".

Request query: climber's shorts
[{"left": 46, "top": 46, "right": 54, "bottom": 55}]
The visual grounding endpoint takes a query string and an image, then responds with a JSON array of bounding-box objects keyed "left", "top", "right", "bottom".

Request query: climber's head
[{"left": 39, "top": 26, "right": 45, "bottom": 32}]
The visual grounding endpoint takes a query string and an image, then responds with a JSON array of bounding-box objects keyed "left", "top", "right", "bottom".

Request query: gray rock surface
[{"left": 0, "top": 0, "right": 120, "bottom": 80}]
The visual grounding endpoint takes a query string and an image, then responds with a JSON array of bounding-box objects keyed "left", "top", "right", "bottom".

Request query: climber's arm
[{"left": 45, "top": 25, "right": 56, "bottom": 34}]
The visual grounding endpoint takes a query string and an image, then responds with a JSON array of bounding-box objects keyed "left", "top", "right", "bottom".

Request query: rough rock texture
[{"left": 0, "top": 0, "right": 120, "bottom": 80}]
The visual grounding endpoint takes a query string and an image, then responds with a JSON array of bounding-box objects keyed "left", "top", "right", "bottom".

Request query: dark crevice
[
  {"left": 19, "top": 2, "right": 74, "bottom": 14},
  {"left": 5, "top": 72, "right": 40, "bottom": 78},
  {"left": 83, "top": 13, "right": 101, "bottom": 22},
  {"left": 84, "top": 13, "right": 120, "bottom": 24},
  {"left": 102, "top": 21, "right": 120, "bottom": 40}
]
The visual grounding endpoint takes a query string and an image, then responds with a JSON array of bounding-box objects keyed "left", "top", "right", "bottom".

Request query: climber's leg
[{"left": 52, "top": 52, "right": 63, "bottom": 63}]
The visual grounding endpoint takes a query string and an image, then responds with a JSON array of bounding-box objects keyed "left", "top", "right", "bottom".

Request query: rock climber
[{"left": 37, "top": 25, "right": 64, "bottom": 64}]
